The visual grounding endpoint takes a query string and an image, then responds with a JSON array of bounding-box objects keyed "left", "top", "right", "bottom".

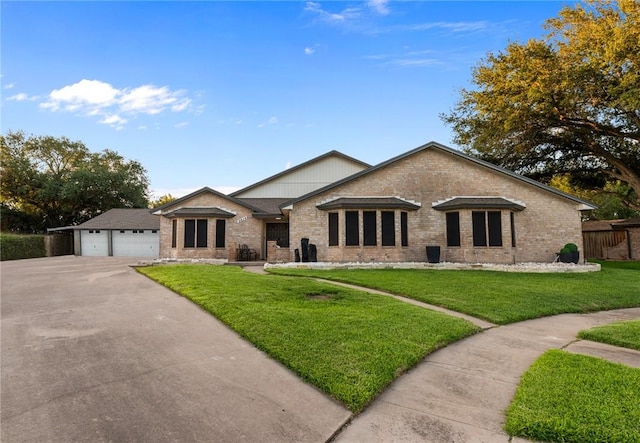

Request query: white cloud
[
  {"left": 304, "top": 47, "right": 315, "bottom": 55},
  {"left": 39, "top": 79, "right": 195, "bottom": 128},
  {"left": 304, "top": 1, "right": 361, "bottom": 24},
  {"left": 367, "top": 0, "right": 390, "bottom": 16},
  {"left": 174, "top": 121, "right": 189, "bottom": 128},
  {"left": 258, "top": 116, "right": 279, "bottom": 128},
  {"left": 101, "top": 114, "right": 127, "bottom": 125},
  {"left": 7, "top": 93, "right": 29, "bottom": 101},
  {"left": 4, "top": 83, "right": 16, "bottom": 90}
]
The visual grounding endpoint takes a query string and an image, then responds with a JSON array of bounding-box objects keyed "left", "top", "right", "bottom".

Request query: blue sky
[{"left": 2, "top": 1, "right": 568, "bottom": 198}]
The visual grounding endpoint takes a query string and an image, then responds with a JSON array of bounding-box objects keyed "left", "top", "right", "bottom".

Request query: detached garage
[{"left": 74, "top": 208, "right": 160, "bottom": 258}]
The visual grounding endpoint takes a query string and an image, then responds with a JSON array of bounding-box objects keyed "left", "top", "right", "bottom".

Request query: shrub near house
[{"left": 0, "top": 233, "right": 45, "bottom": 261}]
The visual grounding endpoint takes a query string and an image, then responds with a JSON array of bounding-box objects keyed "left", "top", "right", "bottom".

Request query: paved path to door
[
  {"left": 1, "top": 256, "right": 350, "bottom": 443},
  {"left": 332, "top": 306, "right": 640, "bottom": 442}
]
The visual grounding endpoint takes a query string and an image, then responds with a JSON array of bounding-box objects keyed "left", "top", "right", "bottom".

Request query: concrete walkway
[{"left": 332, "top": 308, "right": 640, "bottom": 442}]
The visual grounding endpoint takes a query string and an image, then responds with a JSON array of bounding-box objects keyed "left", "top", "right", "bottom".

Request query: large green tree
[
  {"left": 442, "top": 0, "right": 640, "bottom": 211},
  {"left": 1, "top": 131, "right": 149, "bottom": 232}
]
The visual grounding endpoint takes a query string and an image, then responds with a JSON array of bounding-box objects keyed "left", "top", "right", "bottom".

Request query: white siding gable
[{"left": 234, "top": 155, "right": 367, "bottom": 198}]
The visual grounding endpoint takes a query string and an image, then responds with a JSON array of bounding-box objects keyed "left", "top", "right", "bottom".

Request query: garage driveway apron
[{"left": 1, "top": 256, "right": 350, "bottom": 443}]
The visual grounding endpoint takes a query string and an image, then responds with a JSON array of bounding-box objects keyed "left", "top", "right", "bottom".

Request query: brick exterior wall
[
  {"left": 287, "top": 148, "right": 587, "bottom": 264},
  {"left": 159, "top": 193, "right": 263, "bottom": 260}
]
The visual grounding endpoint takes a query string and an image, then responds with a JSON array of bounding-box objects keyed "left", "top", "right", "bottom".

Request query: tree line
[{"left": 0, "top": 131, "right": 173, "bottom": 233}]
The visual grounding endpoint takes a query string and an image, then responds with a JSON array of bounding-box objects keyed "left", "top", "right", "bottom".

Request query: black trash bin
[
  {"left": 426, "top": 246, "right": 440, "bottom": 263},
  {"left": 301, "top": 238, "right": 310, "bottom": 262}
]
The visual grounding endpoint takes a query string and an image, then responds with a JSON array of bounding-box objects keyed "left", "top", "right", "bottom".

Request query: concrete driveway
[{"left": 1, "top": 256, "right": 350, "bottom": 443}]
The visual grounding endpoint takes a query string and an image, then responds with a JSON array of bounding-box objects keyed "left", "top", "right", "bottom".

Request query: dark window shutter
[
  {"left": 510, "top": 212, "right": 516, "bottom": 247},
  {"left": 328, "top": 213, "right": 339, "bottom": 246},
  {"left": 400, "top": 212, "right": 408, "bottom": 247},
  {"left": 488, "top": 211, "right": 502, "bottom": 246},
  {"left": 345, "top": 211, "right": 359, "bottom": 246},
  {"left": 382, "top": 211, "right": 396, "bottom": 246},
  {"left": 184, "top": 219, "right": 195, "bottom": 248},
  {"left": 446, "top": 212, "right": 461, "bottom": 247},
  {"left": 472, "top": 211, "right": 487, "bottom": 247},
  {"left": 171, "top": 219, "right": 177, "bottom": 248},
  {"left": 363, "top": 211, "right": 377, "bottom": 246},
  {"left": 196, "top": 219, "right": 208, "bottom": 248},
  {"left": 216, "top": 219, "right": 226, "bottom": 248}
]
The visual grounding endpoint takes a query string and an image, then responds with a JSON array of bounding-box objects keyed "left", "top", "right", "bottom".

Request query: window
[
  {"left": 171, "top": 220, "right": 177, "bottom": 248},
  {"left": 328, "top": 213, "right": 339, "bottom": 246},
  {"left": 400, "top": 212, "right": 408, "bottom": 247},
  {"left": 488, "top": 212, "right": 502, "bottom": 246},
  {"left": 472, "top": 211, "right": 502, "bottom": 247},
  {"left": 446, "top": 212, "right": 461, "bottom": 247},
  {"left": 184, "top": 220, "right": 196, "bottom": 248},
  {"left": 345, "top": 211, "right": 359, "bottom": 246},
  {"left": 215, "top": 220, "right": 225, "bottom": 248},
  {"left": 382, "top": 211, "right": 395, "bottom": 246},
  {"left": 185, "top": 219, "right": 208, "bottom": 248},
  {"left": 510, "top": 212, "right": 516, "bottom": 247},
  {"left": 363, "top": 211, "right": 377, "bottom": 246},
  {"left": 196, "top": 220, "right": 208, "bottom": 248}
]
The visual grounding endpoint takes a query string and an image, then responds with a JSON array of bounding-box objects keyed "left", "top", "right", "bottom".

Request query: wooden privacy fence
[{"left": 583, "top": 230, "right": 627, "bottom": 260}]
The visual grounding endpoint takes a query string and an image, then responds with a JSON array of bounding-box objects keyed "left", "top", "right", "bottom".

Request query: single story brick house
[{"left": 153, "top": 141, "right": 596, "bottom": 264}]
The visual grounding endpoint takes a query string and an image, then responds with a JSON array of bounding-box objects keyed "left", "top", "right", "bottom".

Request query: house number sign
[{"left": 236, "top": 216, "right": 249, "bottom": 223}]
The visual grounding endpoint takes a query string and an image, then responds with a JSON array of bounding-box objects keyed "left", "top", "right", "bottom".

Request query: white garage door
[
  {"left": 81, "top": 230, "right": 109, "bottom": 256},
  {"left": 112, "top": 230, "right": 159, "bottom": 258}
]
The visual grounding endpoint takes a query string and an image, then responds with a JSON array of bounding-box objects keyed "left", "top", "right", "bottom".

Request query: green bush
[
  {"left": 564, "top": 242, "right": 579, "bottom": 252},
  {"left": 0, "top": 233, "right": 46, "bottom": 261}
]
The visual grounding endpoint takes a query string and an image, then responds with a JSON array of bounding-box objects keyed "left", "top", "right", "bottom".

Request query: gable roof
[
  {"left": 75, "top": 208, "right": 159, "bottom": 230},
  {"left": 282, "top": 141, "right": 597, "bottom": 211},
  {"left": 229, "top": 150, "right": 370, "bottom": 198},
  {"left": 236, "top": 198, "right": 291, "bottom": 216},
  {"left": 163, "top": 207, "right": 236, "bottom": 218},
  {"left": 152, "top": 187, "right": 262, "bottom": 214}
]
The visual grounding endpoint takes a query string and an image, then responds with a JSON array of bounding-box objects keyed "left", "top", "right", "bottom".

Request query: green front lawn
[
  {"left": 267, "top": 261, "right": 640, "bottom": 324},
  {"left": 579, "top": 319, "right": 640, "bottom": 351},
  {"left": 137, "top": 265, "right": 478, "bottom": 412},
  {"left": 505, "top": 350, "right": 640, "bottom": 442}
]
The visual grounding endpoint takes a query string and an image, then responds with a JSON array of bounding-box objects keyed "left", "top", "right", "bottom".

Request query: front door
[{"left": 266, "top": 223, "right": 289, "bottom": 257}]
